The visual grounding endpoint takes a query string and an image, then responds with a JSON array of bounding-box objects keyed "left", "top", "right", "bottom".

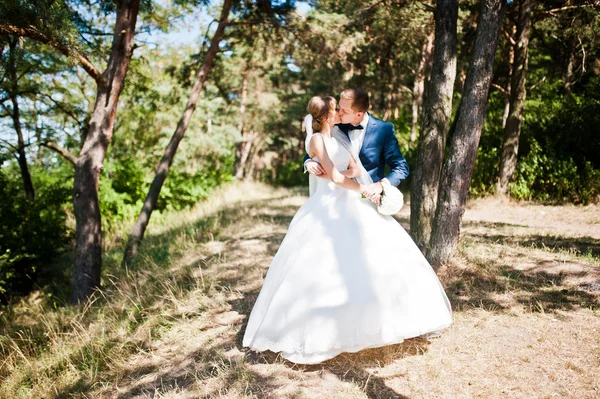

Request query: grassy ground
[{"left": 1, "top": 182, "right": 599, "bottom": 399}]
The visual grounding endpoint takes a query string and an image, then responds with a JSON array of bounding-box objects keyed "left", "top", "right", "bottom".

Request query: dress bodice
[{"left": 309, "top": 133, "right": 351, "bottom": 193}]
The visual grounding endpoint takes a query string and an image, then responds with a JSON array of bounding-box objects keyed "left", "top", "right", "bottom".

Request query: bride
[{"left": 242, "top": 95, "right": 452, "bottom": 364}]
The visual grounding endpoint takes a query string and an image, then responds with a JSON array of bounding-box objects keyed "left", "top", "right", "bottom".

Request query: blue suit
[{"left": 305, "top": 113, "right": 409, "bottom": 186}]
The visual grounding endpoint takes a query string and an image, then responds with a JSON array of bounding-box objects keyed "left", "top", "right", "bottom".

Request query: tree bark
[
  {"left": 501, "top": 24, "right": 516, "bottom": 128},
  {"left": 7, "top": 38, "right": 34, "bottom": 200},
  {"left": 70, "top": 0, "right": 140, "bottom": 304},
  {"left": 496, "top": 0, "right": 532, "bottom": 196},
  {"left": 410, "top": 32, "right": 434, "bottom": 147},
  {"left": 239, "top": 131, "right": 255, "bottom": 177},
  {"left": 122, "top": 0, "right": 233, "bottom": 267},
  {"left": 409, "top": 0, "right": 458, "bottom": 252},
  {"left": 563, "top": 44, "right": 576, "bottom": 93},
  {"left": 10, "top": 96, "right": 34, "bottom": 201},
  {"left": 245, "top": 134, "right": 265, "bottom": 181},
  {"left": 428, "top": 0, "right": 507, "bottom": 267},
  {"left": 234, "top": 68, "right": 250, "bottom": 179}
]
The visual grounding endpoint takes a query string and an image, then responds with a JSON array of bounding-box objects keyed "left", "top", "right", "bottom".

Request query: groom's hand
[
  {"left": 306, "top": 160, "right": 327, "bottom": 177},
  {"left": 362, "top": 182, "right": 383, "bottom": 204}
]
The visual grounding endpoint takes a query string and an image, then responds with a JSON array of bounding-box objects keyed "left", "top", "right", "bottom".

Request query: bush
[
  {"left": 469, "top": 77, "right": 600, "bottom": 204},
  {"left": 0, "top": 166, "right": 72, "bottom": 302},
  {"left": 272, "top": 156, "right": 306, "bottom": 187},
  {"left": 160, "top": 151, "right": 235, "bottom": 211}
]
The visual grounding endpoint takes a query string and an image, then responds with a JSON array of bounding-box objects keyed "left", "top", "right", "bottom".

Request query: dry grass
[{"left": 1, "top": 183, "right": 599, "bottom": 398}]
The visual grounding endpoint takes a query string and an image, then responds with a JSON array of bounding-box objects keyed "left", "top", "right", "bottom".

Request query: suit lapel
[{"left": 360, "top": 113, "right": 379, "bottom": 155}]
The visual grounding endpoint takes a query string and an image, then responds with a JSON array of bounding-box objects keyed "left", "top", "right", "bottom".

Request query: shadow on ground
[
  {"left": 443, "top": 220, "right": 600, "bottom": 312},
  {"left": 463, "top": 220, "right": 600, "bottom": 258},
  {"left": 58, "top": 192, "right": 599, "bottom": 398}
]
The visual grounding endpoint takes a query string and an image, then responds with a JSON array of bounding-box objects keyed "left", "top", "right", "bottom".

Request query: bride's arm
[
  {"left": 310, "top": 135, "right": 364, "bottom": 193},
  {"left": 340, "top": 155, "right": 361, "bottom": 178}
]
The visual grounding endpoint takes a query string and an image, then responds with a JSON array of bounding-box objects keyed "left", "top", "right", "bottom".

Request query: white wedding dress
[{"left": 242, "top": 133, "right": 452, "bottom": 364}]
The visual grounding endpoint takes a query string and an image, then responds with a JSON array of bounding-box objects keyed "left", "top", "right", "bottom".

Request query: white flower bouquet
[{"left": 377, "top": 180, "right": 404, "bottom": 215}]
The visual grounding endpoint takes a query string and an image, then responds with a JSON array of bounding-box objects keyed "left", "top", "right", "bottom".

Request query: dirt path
[{"left": 86, "top": 186, "right": 600, "bottom": 398}]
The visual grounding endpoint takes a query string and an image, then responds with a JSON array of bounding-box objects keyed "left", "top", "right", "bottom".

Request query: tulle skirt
[{"left": 242, "top": 181, "right": 452, "bottom": 364}]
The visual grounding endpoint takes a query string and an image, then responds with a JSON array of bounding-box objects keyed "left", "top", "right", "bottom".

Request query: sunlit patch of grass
[{"left": 0, "top": 181, "right": 293, "bottom": 399}]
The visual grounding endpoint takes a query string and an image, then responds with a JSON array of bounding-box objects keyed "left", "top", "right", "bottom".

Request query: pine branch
[
  {"left": 41, "top": 141, "right": 77, "bottom": 165},
  {"left": 535, "top": 4, "right": 599, "bottom": 21},
  {"left": 40, "top": 94, "right": 84, "bottom": 125},
  {"left": 0, "top": 138, "right": 17, "bottom": 152},
  {"left": 398, "top": 85, "right": 413, "bottom": 94},
  {"left": 501, "top": 28, "right": 516, "bottom": 46},
  {"left": 491, "top": 83, "right": 509, "bottom": 96},
  {"left": 419, "top": 1, "right": 435, "bottom": 13},
  {"left": 0, "top": 24, "right": 105, "bottom": 86},
  {"left": 529, "top": 76, "right": 546, "bottom": 91},
  {"left": 543, "top": 4, "right": 598, "bottom": 17}
]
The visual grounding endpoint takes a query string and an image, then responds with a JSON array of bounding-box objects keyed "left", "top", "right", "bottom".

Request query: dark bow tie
[{"left": 336, "top": 123, "right": 364, "bottom": 134}]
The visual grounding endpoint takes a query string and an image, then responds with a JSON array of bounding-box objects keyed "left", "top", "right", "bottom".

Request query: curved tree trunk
[
  {"left": 7, "top": 38, "right": 34, "bottom": 201},
  {"left": 428, "top": 0, "right": 507, "bottom": 267},
  {"left": 71, "top": 0, "right": 140, "bottom": 304},
  {"left": 410, "top": 0, "right": 458, "bottom": 252},
  {"left": 122, "top": 0, "right": 233, "bottom": 267},
  {"left": 496, "top": 0, "right": 532, "bottom": 196}
]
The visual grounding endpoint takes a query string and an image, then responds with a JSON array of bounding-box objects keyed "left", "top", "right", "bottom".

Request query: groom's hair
[{"left": 340, "top": 88, "right": 369, "bottom": 112}]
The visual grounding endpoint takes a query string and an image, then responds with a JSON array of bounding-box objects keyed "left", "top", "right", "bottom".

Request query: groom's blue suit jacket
[{"left": 305, "top": 113, "right": 409, "bottom": 186}]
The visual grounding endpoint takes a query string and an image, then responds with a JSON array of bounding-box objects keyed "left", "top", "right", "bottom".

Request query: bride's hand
[
  {"left": 363, "top": 182, "right": 383, "bottom": 198},
  {"left": 371, "top": 194, "right": 381, "bottom": 206}
]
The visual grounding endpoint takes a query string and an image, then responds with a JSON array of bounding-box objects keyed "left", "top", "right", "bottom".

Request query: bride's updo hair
[{"left": 307, "top": 96, "right": 336, "bottom": 132}]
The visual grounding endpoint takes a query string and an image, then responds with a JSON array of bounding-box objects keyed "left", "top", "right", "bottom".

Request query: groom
[{"left": 305, "top": 88, "right": 409, "bottom": 202}]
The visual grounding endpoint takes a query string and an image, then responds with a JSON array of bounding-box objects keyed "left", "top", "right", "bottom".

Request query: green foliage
[
  {"left": 160, "top": 151, "right": 235, "bottom": 211},
  {"left": 272, "top": 155, "right": 305, "bottom": 187},
  {"left": 0, "top": 166, "right": 71, "bottom": 302},
  {"left": 471, "top": 77, "right": 600, "bottom": 204},
  {"left": 515, "top": 76, "right": 600, "bottom": 203},
  {"left": 509, "top": 138, "right": 600, "bottom": 203}
]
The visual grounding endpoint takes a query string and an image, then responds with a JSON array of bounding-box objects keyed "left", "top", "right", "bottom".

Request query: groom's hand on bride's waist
[{"left": 306, "top": 160, "right": 327, "bottom": 177}]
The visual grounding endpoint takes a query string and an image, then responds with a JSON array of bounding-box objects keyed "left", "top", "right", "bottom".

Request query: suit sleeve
[
  {"left": 383, "top": 124, "right": 409, "bottom": 186},
  {"left": 302, "top": 153, "right": 312, "bottom": 173}
]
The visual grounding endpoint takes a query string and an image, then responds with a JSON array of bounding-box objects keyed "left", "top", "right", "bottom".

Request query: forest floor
[{"left": 1, "top": 182, "right": 599, "bottom": 399}]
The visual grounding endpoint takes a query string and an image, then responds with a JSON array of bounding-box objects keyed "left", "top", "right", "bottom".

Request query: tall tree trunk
[
  {"left": 410, "top": 32, "right": 434, "bottom": 147},
  {"left": 564, "top": 48, "right": 575, "bottom": 94},
  {"left": 501, "top": 24, "right": 516, "bottom": 128},
  {"left": 496, "top": 0, "right": 532, "bottom": 196},
  {"left": 429, "top": 0, "right": 507, "bottom": 267},
  {"left": 71, "top": 0, "right": 140, "bottom": 304},
  {"left": 10, "top": 96, "right": 34, "bottom": 201},
  {"left": 122, "top": 0, "right": 233, "bottom": 267},
  {"left": 501, "top": 95, "right": 510, "bottom": 127},
  {"left": 410, "top": 0, "right": 458, "bottom": 252},
  {"left": 234, "top": 68, "right": 250, "bottom": 179},
  {"left": 245, "top": 134, "right": 265, "bottom": 181},
  {"left": 7, "top": 38, "right": 34, "bottom": 200},
  {"left": 239, "top": 130, "right": 255, "bottom": 177},
  {"left": 33, "top": 102, "right": 44, "bottom": 164}
]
